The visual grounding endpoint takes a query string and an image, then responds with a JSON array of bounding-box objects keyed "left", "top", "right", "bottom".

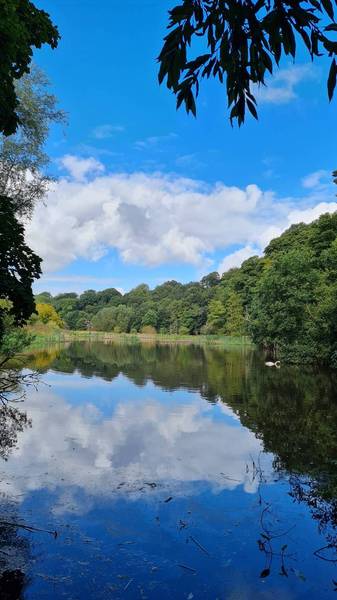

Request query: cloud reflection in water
[{"left": 0, "top": 376, "right": 269, "bottom": 513}]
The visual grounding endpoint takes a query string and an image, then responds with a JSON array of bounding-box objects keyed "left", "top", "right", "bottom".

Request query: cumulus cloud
[
  {"left": 288, "top": 202, "right": 337, "bottom": 225},
  {"left": 59, "top": 154, "right": 105, "bottom": 182},
  {"left": 255, "top": 64, "right": 316, "bottom": 104},
  {"left": 26, "top": 156, "right": 337, "bottom": 274}
]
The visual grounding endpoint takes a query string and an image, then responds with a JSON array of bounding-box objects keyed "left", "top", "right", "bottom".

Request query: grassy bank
[{"left": 26, "top": 325, "right": 253, "bottom": 348}]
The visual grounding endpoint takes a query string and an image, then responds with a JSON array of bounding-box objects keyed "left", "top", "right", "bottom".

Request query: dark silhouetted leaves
[
  {"left": 0, "top": 1, "right": 59, "bottom": 136},
  {"left": 328, "top": 58, "right": 337, "bottom": 101},
  {"left": 158, "top": 0, "right": 337, "bottom": 125}
]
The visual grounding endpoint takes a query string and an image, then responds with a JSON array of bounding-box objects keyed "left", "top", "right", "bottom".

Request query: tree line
[{"left": 35, "top": 209, "right": 337, "bottom": 366}]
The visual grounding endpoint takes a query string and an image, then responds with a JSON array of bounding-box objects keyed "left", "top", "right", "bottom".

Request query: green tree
[
  {"left": 206, "top": 299, "right": 227, "bottom": 334},
  {"left": 92, "top": 307, "right": 117, "bottom": 332},
  {"left": 35, "top": 291, "right": 53, "bottom": 304},
  {"left": 200, "top": 271, "right": 220, "bottom": 289},
  {"left": 250, "top": 248, "right": 319, "bottom": 358},
  {"left": 159, "top": 0, "right": 337, "bottom": 125},
  {"left": 0, "top": 1, "right": 59, "bottom": 136},
  {"left": 0, "top": 299, "right": 33, "bottom": 363},
  {"left": 64, "top": 310, "right": 87, "bottom": 331},
  {"left": 77, "top": 290, "right": 98, "bottom": 310},
  {"left": 0, "top": 66, "right": 65, "bottom": 217},
  {"left": 0, "top": 195, "right": 41, "bottom": 341},
  {"left": 182, "top": 304, "right": 206, "bottom": 334},
  {"left": 114, "top": 305, "right": 134, "bottom": 333},
  {"left": 224, "top": 290, "right": 246, "bottom": 336},
  {"left": 96, "top": 288, "right": 122, "bottom": 306},
  {"left": 141, "top": 309, "right": 158, "bottom": 330}
]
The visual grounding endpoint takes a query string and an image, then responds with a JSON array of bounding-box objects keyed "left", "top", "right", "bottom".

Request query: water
[{"left": 1, "top": 340, "right": 337, "bottom": 599}]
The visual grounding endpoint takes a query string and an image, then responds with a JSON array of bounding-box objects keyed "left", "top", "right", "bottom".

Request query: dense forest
[{"left": 35, "top": 211, "right": 337, "bottom": 367}]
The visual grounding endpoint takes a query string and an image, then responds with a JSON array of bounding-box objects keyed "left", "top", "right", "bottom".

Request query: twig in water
[
  {"left": 178, "top": 564, "right": 197, "bottom": 573},
  {"left": 189, "top": 535, "right": 210, "bottom": 556},
  {"left": 314, "top": 545, "right": 337, "bottom": 563},
  {"left": 124, "top": 578, "right": 134, "bottom": 591},
  {"left": 220, "top": 473, "right": 240, "bottom": 482},
  {"left": 0, "top": 519, "right": 57, "bottom": 538}
]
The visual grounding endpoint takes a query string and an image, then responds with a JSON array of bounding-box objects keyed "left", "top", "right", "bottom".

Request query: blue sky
[{"left": 29, "top": 0, "right": 337, "bottom": 295}]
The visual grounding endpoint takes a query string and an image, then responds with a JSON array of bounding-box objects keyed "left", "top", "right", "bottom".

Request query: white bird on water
[{"left": 265, "top": 360, "right": 281, "bottom": 368}]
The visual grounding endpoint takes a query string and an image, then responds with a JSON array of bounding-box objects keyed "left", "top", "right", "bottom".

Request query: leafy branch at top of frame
[{"left": 158, "top": 0, "right": 337, "bottom": 125}]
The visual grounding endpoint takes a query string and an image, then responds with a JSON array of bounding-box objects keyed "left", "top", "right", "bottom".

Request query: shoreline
[{"left": 27, "top": 329, "right": 253, "bottom": 348}]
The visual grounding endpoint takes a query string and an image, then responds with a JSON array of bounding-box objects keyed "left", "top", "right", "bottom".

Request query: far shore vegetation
[
  {"left": 26, "top": 323, "right": 253, "bottom": 349},
  {"left": 3, "top": 209, "right": 337, "bottom": 368},
  {"left": 21, "top": 209, "right": 337, "bottom": 367}
]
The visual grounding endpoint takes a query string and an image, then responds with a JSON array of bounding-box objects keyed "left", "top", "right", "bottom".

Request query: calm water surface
[{"left": 1, "top": 341, "right": 337, "bottom": 599}]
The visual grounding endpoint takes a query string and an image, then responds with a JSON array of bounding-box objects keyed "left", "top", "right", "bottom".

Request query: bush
[{"left": 140, "top": 325, "right": 156, "bottom": 334}]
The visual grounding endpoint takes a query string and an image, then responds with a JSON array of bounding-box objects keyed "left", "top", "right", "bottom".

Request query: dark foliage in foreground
[
  {"left": 0, "top": 0, "right": 59, "bottom": 136},
  {"left": 0, "top": 196, "right": 41, "bottom": 342},
  {"left": 159, "top": 0, "right": 337, "bottom": 125}
]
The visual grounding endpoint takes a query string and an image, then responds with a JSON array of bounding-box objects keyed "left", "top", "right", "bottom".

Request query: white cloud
[
  {"left": 59, "top": 154, "right": 105, "bottom": 182},
  {"left": 288, "top": 202, "right": 337, "bottom": 225},
  {"left": 302, "top": 170, "right": 330, "bottom": 189},
  {"left": 26, "top": 156, "right": 337, "bottom": 275},
  {"left": 255, "top": 64, "right": 316, "bottom": 105},
  {"left": 92, "top": 124, "right": 125, "bottom": 139},
  {"left": 218, "top": 245, "right": 261, "bottom": 274}
]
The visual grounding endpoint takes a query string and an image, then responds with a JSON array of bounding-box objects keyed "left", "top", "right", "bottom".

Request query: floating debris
[
  {"left": 124, "top": 578, "right": 134, "bottom": 591},
  {"left": 260, "top": 568, "right": 270, "bottom": 578},
  {"left": 118, "top": 541, "right": 135, "bottom": 546},
  {"left": 178, "top": 564, "right": 197, "bottom": 574},
  {"left": 164, "top": 496, "right": 173, "bottom": 503},
  {"left": 189, "top": 535, "right": 210, "bottom": 556},
  {"left": 220, "top": 473, "right": 240, "bottom": 483}
]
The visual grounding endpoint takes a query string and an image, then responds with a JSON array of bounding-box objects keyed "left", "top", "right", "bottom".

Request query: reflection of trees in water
[
  {"left": 27, "top": 341, "right": 337, "bottom": 568},
  {"left": 0, "top": 404, "right": 31, "bottom": 461},
  {"left": 0, "top": 369, "right": 33, "bottom": 596},
  {"left": 0, "top": 403, "right": 30, "bottom": 597},
  {"left": 0, "top": 367, "right": 33, "bottom": 460},
  {"left": 0, "top": 520, "right": 29, "bottom": 599},
  {"left": 27, "top": 340, "right": 254, "bottom": 403},
  {"left": 0, "top": 569, "right": 26, "bottom": 600},
  {"left": 224, "top": 365, "right": 337, "bottom": 567}
]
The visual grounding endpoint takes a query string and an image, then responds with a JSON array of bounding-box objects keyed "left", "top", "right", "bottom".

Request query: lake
[{"left": 1, "top": 340, "right": 337, "bottom": 599}]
